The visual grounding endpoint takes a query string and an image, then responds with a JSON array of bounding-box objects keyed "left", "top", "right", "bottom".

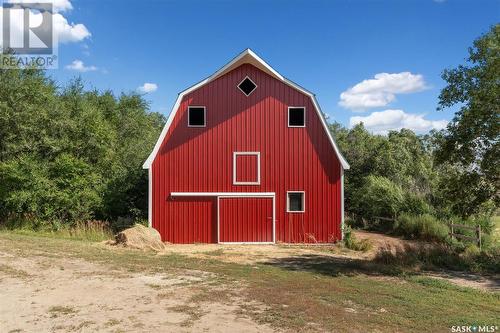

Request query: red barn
[{"left": 143, "top": 49, "right": 349, "bottom": 244}]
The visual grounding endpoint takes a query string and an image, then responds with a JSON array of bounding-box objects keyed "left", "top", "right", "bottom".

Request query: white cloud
[
  {"left": 137, "top": 83, "right": 158, "bottom": 93},
  {"left": 65, "top": 59, "right": 97, "bottom": 72},
  {"left": 339, "top": 72, "right": 428, "bottom": 111},
  {"left": 53, "top": 13, "right": 91, "bottom": 43},
  {"left": 0, "top": 0, "right": 90, "bottom": 47},
  {"left": 9, "top": 0, "right": 73, "bottom": 13},
  {"left": 49, "top": 0, "right": 73, "bottom": 12},
  {"left": 349, "top": 109, "right": 448, "bottom": 135}
]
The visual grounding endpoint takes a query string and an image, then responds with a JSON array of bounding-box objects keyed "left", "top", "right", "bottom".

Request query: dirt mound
[{"left": 114, "top": 224, "right": 166, "bottom": 251}]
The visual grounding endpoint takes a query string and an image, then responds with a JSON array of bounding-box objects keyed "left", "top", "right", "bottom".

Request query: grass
[
  {"left": 0, "top": 263, "right": 31, "bottom": 279},
  {"left": 202, "top": 249, "right": 225, "bottom": 256},
  {"left": 0, "top": 231, "right": 498, "bottom": 332},
  {"left": 168, "top": 305, "right": 205, "bottom": 327},
  {"left": 145, "top": 283, "right": 163, "bottom": 290},
  {"left": 374, "top": 242, "right": 500, "bottom": 274},
  {"left": 394, "top": 213, "right": 450, "bottom": 242},
  {"left": 48, "top": 306, "right": 78, "bottom": 317},
  {"left": 1, "top": 220, "right": 113, "bottom": 242},
  {"left": 343, "top": 226, "right": 373, "bottom": 252},
  {"left": 492, "top": 215, "right": 500, "bottom": 243},
  {"left": 104, "top": 319, "right": 120, "bottom": 328}
]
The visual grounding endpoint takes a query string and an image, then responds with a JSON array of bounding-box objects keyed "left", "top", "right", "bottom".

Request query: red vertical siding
[
  {"left": 235, "top": 154, "right": 259, "bottom": 183},
  {"left": 219, "top": 198, "right": 273, "bottom": 243},
  {"left": 152, "top": 63, "right": 342, "bottom": 243}
]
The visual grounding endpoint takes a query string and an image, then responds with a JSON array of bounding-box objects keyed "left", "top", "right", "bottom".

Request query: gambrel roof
[{"left": 143, "top": 49, "right": 349, "bottom": 170}]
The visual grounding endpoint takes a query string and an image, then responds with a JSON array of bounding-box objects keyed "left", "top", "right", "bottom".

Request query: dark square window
[
  {"left": 188, "top": 106, "right": 205, "bottom": 127},
  {"left": 238, "top": 77, "right": 257, "bottom": 96},
  {"left": 288, "top": 107, "right": 305, "bottom": 127},
  {"left": 288, "top": 192, "right": 304, "bottom": 212}
]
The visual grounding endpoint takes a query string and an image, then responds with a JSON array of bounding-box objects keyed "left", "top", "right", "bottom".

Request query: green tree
[
  {"left": 0, "top": 60, "right": 164, "bottom": 229},
  {"left": 435, "top": 25, "right": 499, "bottom": 217},
  {"left": 331, "top": 123, "right": 435, "bottom": 222}
]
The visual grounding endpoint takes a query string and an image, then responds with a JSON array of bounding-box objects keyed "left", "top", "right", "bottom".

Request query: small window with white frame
[
  {"left": 188, "top": 106, "right": 206, "bottom": 127},
  {"left": 288, "top": 107, "right": 305, "bottom": 127},
  {"left": 238, "top": 76, "right": 257, "bottom": 96},
  {"left": 287, "top": 191, "right": 305, "bottom": 212}
]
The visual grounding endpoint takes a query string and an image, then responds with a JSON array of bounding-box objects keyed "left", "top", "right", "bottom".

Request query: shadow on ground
[
  {"left": 262, "top": 253, "right": 398, "bottom": 277},
  {"left": 262, "top": 244, "right": 500, "bottom": 291}
]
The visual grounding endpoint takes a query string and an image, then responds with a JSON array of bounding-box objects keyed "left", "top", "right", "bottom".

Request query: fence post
[
  {"left": 450, "top": 223, "right": 454, "bottom": 239},
  {"left": 476, "top": 225, "right": 481, "bottom": 250}
]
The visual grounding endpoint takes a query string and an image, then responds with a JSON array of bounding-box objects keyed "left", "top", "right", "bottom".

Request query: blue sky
[{"left": 25, "top": 0, "right": 500, "bottom": 133}]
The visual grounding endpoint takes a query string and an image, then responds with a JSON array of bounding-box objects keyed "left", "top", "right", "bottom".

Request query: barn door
[{"left": 218, "top": 197, "right": 274, "bottom": 243}]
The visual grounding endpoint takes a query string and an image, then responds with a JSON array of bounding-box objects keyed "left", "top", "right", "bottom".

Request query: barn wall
[{"left": 152, "top": 64, "right": 342, "bottom": 243}]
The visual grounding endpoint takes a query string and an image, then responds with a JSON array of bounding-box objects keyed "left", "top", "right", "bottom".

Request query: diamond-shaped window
[{"left": 238, "top": 77, "right": 257, "bottom": 96}]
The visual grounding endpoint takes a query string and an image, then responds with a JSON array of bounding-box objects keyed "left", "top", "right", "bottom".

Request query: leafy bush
[
  {"left": 462, "top": 244, "right": 481, "bottom": 258},
  {"left": 354, "top": 176, "right": 404, "bottom": 224},
  {"left": 343, "top": 226, "right": 372, "bottom": 252},
  {"left": 402, "top": 192, "right": 433, "bottom": 216},
  {"left": 394, "top": 213, "right": 449, "bottom": 242}
]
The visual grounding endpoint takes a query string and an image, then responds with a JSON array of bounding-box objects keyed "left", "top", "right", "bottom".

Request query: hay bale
[{"left": 115, "top": 224, "right": 166, "bottom": 251}]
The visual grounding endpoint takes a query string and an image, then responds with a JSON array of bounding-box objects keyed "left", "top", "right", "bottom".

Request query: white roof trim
[{"left": 143, "top": 49, "right": 349, "bottom": 170}]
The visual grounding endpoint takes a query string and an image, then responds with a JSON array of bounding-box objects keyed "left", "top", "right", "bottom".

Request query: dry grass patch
[
  {"left": 0, "top": 263, "right": 31, "bottom": 279},
  {"left": 168, "top": 305, "right": 205, "bottom": 327},
  {"left": 145, "top": 283, "right": 162, "bottom": 290},
  {"left": 75, "top": 321, "right": 95, "bottom": 330},
  {"left": 48, "top": 305, "right": 78, "bottom": 318},
  {"left": 202, "top": 249, "right": 225, "bottom": 256},
  {"left": 104, "top": 319, "right": 120, "bottom": 327}
]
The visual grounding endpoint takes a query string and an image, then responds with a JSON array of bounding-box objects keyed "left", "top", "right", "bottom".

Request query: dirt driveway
[
  {"left": 1, "top": 242, "right": 351, "bottom": 333},
  {"left": 0, "top": 231, "right": 498, "bottom": 333},
  {"left": 0, "top": 252, "right": 272, "bottom": 333}
]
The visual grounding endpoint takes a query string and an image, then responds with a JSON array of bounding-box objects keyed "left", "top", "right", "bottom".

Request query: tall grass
[
  {"left": 343, "top": 226, "right": 372, "bottom": 252},
  {"left": 374, "top": 242, "right": 500, "bottom": 273},
  {"left": 66, "top": 220, "right": 113, "bottom": 241},
  {"left": 0, "top": 219, "right": 113, "bottom": 242},
  {"left": 393, "top": 213, "right": 449, "bottom": 242}
]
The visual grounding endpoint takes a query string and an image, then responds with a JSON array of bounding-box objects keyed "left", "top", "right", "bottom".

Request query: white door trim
[{"left": 170, "top": 192, "right": 276, "bottom": 244}]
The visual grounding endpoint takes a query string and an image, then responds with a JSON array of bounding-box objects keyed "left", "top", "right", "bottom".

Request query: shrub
[
  {"left": 462, "top": 244, "right": 481, "bottom": 258},
  {"left": 344, "top": 214, "right": 363, "bottom": 228},
  {"left": 395, "top": 213, "right": 449, "bottom": 242},
  {"left": 353, "top": 176, "right": 404, "bottom": 229},
  {"left": 402, "top": 192, "right": 433, "bottom": 216},
  {"left": 343, "top": 226, "right": 373, "bottom": 252}
]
